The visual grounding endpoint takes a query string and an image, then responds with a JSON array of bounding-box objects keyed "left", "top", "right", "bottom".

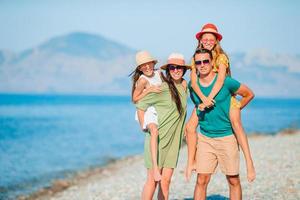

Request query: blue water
[{"left": 0, "top": 94, "right": 300, "bottom": 199}]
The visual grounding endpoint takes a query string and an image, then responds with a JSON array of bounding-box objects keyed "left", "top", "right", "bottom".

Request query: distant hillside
[
  {"left": 0, "top": 33, "right": 299, "bottom": 97},
  {"left": 0, "top": 32, "right": 136, "bottom": 95}
]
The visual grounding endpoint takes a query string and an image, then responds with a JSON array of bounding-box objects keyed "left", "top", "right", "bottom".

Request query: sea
[{"left": 0, "top": 94, "right": 300, "bottom": 199}]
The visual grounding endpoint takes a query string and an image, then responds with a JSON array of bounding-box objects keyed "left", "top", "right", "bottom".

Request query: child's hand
[
  {"left": 147, "top": 86, "right": 162, "bottom": 94},
  {"left": 202, "top": 97, "right": 215, "bottom": 108},
  {"left": 198, "top": 103, "right": 206, "bottom": 111}
]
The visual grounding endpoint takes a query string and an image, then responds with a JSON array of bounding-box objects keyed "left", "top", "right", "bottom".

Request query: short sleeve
[
  {"left": 216, "top": 54, "right": 229, "bottom": 69},
  {"left": 224, "top": 77, "right": 241, "bottom": 94}
]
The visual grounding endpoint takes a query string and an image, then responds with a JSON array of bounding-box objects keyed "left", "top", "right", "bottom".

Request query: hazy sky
[{"left": 0, "top": 0, "right": 299, "bottom": 57}]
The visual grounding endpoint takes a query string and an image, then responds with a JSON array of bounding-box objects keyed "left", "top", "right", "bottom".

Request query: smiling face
[
  {"left": 200, "top": 33, "right": 217, "bottom": 50},
  {"left": 138, "top": 61, "right": 155, "bottom": 77},
  {"left": 195, "top": 52, "right": 213, "bottom": 77},
  {"left": 168, "top": 65, "right": 184, "bottom": 83}
]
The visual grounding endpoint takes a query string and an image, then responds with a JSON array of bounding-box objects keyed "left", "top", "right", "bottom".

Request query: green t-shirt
[{"left": 189, "top": 74, "right": 241, "bottom": 138}]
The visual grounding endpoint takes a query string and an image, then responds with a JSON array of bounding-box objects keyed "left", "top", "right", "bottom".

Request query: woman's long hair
[
  {"left": 161, "top": 68, "right": 185, "bottom": 115},
  {"left": 196, "top": 35, "right": 231, "bottom": 76}
]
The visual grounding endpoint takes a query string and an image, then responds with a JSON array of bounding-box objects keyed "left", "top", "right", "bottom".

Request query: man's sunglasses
[
  {"left": 168, "top": 65, "right": 184, "bottom": 71},
  {"left": 195, "top": 59, "right": 210, "bottom": 65}
]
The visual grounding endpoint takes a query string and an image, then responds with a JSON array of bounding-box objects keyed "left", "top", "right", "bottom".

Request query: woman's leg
[
  {"left": 148, "top": 123, "right": 161, "bottom": 181},
  {"left": 185, "top": 108, "right": 198, "bottom": 181},
  {"left": 157, "top": 168, "right": 174, "bottom": 200},
  {"left": 142, "top": 169, "right": 158, "bottom": 200},
  {"left": 230, "top": 107, "right": 256, "bottom": 182}
]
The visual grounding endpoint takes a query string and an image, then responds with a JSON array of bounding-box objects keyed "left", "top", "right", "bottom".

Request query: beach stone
[{"left": 31, "top": 132, "right": 300, "bottom": 200}]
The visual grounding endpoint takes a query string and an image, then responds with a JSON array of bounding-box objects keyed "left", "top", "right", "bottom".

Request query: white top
[{"left": 139, "top": 70, "right": 162, "bottom": 86}]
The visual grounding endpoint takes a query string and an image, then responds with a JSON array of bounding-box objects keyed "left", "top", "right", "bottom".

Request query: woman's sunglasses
[{"left": 168, "top": 65, "right": 184, "bottom": 71}]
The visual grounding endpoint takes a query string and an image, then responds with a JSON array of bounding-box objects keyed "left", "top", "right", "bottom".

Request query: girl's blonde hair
[{"left": 196, "top": 35, "right": 231, "bottom": 76}]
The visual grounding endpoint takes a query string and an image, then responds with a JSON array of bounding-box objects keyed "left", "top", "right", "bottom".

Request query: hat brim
[
  {"left": 195, "top": 31, "right": 223, "bottom": 41},
  {"left": 160, "top": 64, "right": 191, "bottom": 70},
  {"left": 136, "top": 60, "right": 158, "bottom": 69}
]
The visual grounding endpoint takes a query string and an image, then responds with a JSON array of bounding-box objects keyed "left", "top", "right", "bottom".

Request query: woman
[{"left": 135, "top": 53, "right": 191, "bottom": 200}]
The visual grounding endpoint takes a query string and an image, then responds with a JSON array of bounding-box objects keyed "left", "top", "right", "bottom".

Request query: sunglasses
[
  {"left": 201, "top": 39, "right": 216, "bottom": 44},
  {"left": 195, "top": 59, "right": 210, "bottom": 65},
  {"left": 168, "top": 65, "right": 184, "bottom": 71}
]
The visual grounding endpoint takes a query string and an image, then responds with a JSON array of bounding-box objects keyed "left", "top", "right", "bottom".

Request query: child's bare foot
[
  {"left": 247, "top": 163, "right": 256, "bottom": 182},
  {"left": 153, "top": 167, "right": 162, "bottom": 181}
]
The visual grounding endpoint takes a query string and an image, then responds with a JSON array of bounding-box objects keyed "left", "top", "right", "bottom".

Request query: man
[{"left": 186, "top": 48, "right": 254, "bottom": 200}]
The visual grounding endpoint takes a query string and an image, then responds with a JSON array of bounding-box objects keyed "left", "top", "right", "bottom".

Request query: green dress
[{"left": 136, "top": 82, "right": 187, "bottom": 169}]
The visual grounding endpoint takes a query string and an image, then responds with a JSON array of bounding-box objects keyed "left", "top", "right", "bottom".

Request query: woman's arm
[{"left": 135, "top": 83, "right": 165, "bottom": 111}]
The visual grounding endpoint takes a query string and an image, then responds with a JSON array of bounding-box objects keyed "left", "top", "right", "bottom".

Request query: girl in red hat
[{"left": 185, "top": 23, "right": 256, "bottom": 183}]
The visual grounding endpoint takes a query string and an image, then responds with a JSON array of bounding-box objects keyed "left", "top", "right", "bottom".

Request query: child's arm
[
  {"left": 233, "top": 83, "right": 255, "bottom": 182},
  {"left": 190, "top": 67, "right": 214, "bottom": 107},
  {"left": 132, "top": 78, "right": 161, "bottom": 103},
  {"left": 207, "top": 63, "right": 227, "bottom": 100}
]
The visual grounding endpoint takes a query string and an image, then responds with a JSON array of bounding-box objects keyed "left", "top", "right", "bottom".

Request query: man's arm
[{"left": 234, "top": 84, "right": 254, "bottom": 109}]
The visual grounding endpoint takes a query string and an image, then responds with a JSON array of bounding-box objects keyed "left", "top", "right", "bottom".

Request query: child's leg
[
  {"left": 230, "top": 107, "right": 256, "bottom": 182},
  {"left": 147, "top": 123, "right": 161, "bottom": 182},
  {"left": 185, "top": 108, "right": 198, "bottom": 181},
  {"left": 136, "top": 109, "right": 146, "bottom": 131}
]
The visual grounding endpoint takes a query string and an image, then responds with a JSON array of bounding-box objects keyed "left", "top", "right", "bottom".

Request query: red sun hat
[{"left": 195, "top": 23, "right": 223, "bottom": 41}]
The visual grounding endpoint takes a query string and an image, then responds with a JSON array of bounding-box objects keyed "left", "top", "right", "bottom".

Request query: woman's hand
[{"left": 147, "top": 86, "right": 162, "bottom": 94}]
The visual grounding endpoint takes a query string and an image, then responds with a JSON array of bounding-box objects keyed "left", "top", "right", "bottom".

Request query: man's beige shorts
[{"left": 196, "top": 133, "right": 240, "bottom": 176}]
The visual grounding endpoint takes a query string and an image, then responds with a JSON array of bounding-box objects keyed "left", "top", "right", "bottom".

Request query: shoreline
[{"left": 20, "top": 129, "right": 300, "bottom": 200}]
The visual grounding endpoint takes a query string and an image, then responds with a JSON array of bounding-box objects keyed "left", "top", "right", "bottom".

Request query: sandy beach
[{"left": 23, "top": 130, "right": 300, "bottom": 200}]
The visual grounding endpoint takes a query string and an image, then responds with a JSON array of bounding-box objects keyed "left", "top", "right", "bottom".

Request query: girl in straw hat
[
  {"left": 131, "top": 50, "right": 163, "bottom": 182},
  {"left": 136, "top": 52, "right": 190, "bottom": 199},
  {"left": 185, "top": 23, "right": 256, "bottom": 183}
]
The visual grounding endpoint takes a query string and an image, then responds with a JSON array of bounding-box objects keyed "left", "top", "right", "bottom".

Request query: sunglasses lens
[
  {"left": 168, "top": 65, "right": 175, "bottom": 70},
  {"left": 203, "top": 59, "right": 210, "bottom": 64},
  {"left": 195, "top": 61, "right": 202, "bottom": 65},
  {"left": 195, "top": 60, "right": 210, "bottom": 65},
  {"left": 168, "top": 65, "right": 183, "bottom": 70}
]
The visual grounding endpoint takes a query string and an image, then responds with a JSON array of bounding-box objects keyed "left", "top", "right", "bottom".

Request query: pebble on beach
[{"left": 25, "top": 132, "right": 300, "bottom": 200}]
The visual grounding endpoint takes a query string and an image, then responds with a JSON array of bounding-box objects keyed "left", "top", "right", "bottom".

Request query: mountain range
[{"left": 0, "top": 32, "right": 299, "bottom": 97}]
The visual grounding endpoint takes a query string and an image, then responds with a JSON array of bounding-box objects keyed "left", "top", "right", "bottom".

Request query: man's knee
[
  {"left": 196, "top": 174, "right": 210, "bottom": 187},
  {"left": 227, "top": 175, "right": 241, "bottom": 187}
]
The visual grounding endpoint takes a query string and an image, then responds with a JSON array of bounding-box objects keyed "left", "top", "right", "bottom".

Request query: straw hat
[
  {"left": 135, "top": 50, "right": 157, "bottom": 68},
  {"left": 160, "top": 53, "right": 191, "bottom": 70},
  {"left": 195, "top": 23, "right": 223, "bottom": 41}
]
